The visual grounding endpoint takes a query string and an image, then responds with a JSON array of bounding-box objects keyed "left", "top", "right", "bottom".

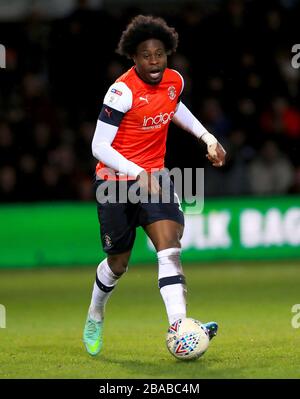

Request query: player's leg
[
  {"left": 88, "top": 250, "right": 131, "bottom": 323},
  {"left": 143, "top": 219, "right": 187, "bottom": 325},
  {"left": 144, "top": 220, "right": 218, "bottom": 339},
  {"left": 141, "top": 170, "right": 218, "bottom": 338},
  {"left": 83, "top": 179, "right": 137, "bottom": 356},
  {"left": 83, "top": 250, "right": 131, "bottom": 356},
  {"left": 144, "top": 218, "right": 183, "bottom": 252}
]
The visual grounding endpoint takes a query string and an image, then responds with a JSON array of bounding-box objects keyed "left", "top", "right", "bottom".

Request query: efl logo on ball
[{"left": 166, "top": 317, "right": 209, "bottom": 360}]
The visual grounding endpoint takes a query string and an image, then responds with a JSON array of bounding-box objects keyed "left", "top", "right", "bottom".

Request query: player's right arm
[
  {"left": 92, "top": 82, "right": 160, "bottom": 193},
  {"left": 92, "top": 82, "right": 144, "bottom": 178}
]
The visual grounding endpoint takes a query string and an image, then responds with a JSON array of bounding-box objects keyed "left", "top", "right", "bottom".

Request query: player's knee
[
  {"left": 157, "top": 235, "right": 181, "bottom": 251},
  {"left": 161, "top": 226, "right": 183, "bottom": 250},
  {"left": 170, "top": 234, "right": 182, "bottom": 248},
  {"left": 107, "top": 253, "right": 129, "bottom": 276}
]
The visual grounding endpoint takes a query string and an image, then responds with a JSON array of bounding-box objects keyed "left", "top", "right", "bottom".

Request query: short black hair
[{"left": 116, "top": 15, "right": 178, "bottom": 59}]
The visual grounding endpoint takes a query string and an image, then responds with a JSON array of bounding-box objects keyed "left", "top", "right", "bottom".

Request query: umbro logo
[{"left": 139, "top": 96, "right": 149, "bottom": 104}]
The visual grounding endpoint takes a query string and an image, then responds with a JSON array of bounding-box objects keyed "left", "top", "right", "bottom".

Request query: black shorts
[{"left": 95, "top": 169, "right": 184, "bottom": 254}]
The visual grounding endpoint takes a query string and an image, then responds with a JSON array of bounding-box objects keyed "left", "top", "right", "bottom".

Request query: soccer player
[{"left": 83, "top": 15, "right": 226, "bottom": 356}]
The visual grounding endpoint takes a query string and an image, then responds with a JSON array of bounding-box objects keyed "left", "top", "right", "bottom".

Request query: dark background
[{"left": 0, "top": 0, "right": 299, "bottom": 202}]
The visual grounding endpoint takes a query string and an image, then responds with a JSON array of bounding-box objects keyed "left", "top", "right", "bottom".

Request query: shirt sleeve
[
  {"left": 172, "top": 101, "right": 208, "bottom": 139},
  {"left": 171, "top": 69, "right": 185, "bottom": 96},
  {"left": 92, "top": 82, "right": 144, "bottom": 178},
  {"left": 103, "top": 81, "right": 133, "bottom": 113},
  {"left": 98, "top": 81, "right": 133, "bottom": 127},
  {"left": 91, "top": 120, "right": 144, "bottom": 178}
]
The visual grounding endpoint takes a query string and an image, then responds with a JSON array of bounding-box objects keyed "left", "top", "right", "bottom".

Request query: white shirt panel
[
  {"left": 103, "top": 81, "right": 133, "bottom": 113},
  {"left": 171, "top": 69, "right": 185, "bottom": 95}
]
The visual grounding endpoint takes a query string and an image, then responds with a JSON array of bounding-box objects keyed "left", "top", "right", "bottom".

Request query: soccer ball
[{"left": 166, "top": 318, "right": 209, "bottom": 360}]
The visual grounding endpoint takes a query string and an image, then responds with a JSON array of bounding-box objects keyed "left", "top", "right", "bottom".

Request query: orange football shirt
[{"left": 96, "top": 67, "right": 183, "bottom": 180}]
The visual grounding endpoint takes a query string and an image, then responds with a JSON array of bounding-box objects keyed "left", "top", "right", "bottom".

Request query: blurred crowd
[{"left": 0, "top": 0, "right": 300, "bottom": 202}]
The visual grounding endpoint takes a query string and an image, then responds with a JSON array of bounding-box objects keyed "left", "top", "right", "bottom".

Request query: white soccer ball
[{"left": 166, "top": 317, "right": 209, "bottom": 360}]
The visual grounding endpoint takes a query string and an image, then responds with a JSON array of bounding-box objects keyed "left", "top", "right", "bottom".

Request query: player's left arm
[{"left": 172, "top": 101, "right": 226, "bottom": 167}]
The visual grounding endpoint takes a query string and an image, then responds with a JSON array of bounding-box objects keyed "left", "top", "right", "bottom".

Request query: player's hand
[
  {"left": 137, "top": 170, "right": 161, "bottom": 195},
  {"left": 206, "top": 142, "right": 226, "bottom": 167}
]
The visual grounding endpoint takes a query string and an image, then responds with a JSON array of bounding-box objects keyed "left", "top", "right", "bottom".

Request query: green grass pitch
[{"left": 0, "top": 261, "right": 300, "bottom": 379}]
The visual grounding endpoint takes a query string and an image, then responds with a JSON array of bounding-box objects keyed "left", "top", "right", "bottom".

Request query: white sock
[
  {"left": 89, "top": 258, "right": 120, "bottom": 322},
  {"left": 157, "top": 248, "right": 187, "bottom": 324}
]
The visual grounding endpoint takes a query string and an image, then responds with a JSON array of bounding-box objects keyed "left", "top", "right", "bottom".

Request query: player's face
[{"left": 133, "top": 39, "right": 167, "bottom": 85}]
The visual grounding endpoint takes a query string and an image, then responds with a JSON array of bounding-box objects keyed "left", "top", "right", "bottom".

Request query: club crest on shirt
[
  {"left": 168, "top": 86, "right": 176, "bottom": 101},
  {"left": 103, "top": 234, "right": 112, "bottom": 248}
]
